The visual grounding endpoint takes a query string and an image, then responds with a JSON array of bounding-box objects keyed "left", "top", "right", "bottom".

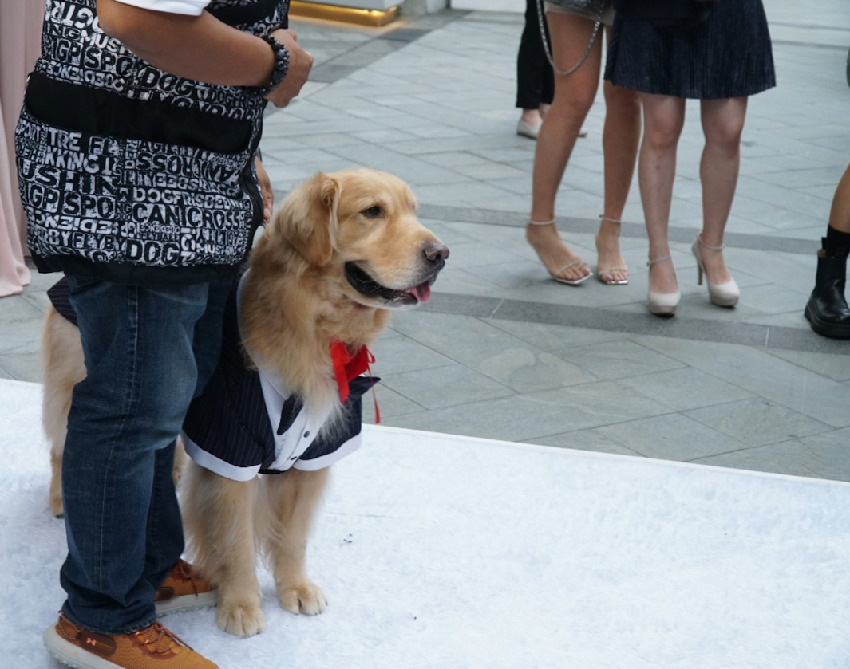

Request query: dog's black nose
[{"left": 424, "top": 241, "right": 449, "bottom": 267}]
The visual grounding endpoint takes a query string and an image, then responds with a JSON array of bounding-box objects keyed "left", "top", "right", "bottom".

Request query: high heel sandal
[
  {"left": 595, "top": 215, "right": 628, "bottom": 286},
  {"left": 526, "top": 219, "right": 592, "bottom": 286},
  {"left": 691, "top": 235, "right": 739, "bottom": 308},
  {"left": 646, "top": 255, "right": 680, "bottom": 317}
]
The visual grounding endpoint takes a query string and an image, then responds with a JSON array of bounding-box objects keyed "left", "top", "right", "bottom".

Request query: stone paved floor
[{"left": 3, "top": 1, "right": 850, "bottom": 481}]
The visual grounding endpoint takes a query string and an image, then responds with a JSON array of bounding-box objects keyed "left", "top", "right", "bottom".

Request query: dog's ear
[{"left": 276, "top": 172, "right": 340, "bottom": 267}]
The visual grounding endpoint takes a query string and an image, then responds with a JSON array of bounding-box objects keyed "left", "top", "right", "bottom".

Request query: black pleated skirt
[{"left": 604, "top": 0, "right": 776, "bottom": 100}]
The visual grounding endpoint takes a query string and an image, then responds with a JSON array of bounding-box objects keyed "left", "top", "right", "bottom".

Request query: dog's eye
[{"left": 361, "top": 205, "right": 383, "bottom": 219}]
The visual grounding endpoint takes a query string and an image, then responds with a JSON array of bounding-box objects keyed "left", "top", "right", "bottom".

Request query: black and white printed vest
[{"left": 15, "top": 0, "right": 288, "bottom": 284}]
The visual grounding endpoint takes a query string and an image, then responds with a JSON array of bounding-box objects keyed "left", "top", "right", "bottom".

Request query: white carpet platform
[{"left": 1, "top": 379, "right": 849, "bottom": 668}]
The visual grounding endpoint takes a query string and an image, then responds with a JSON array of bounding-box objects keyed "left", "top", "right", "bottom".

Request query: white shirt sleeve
[{"left": 112, "top": 0, "right": 210, "bottom": 16}]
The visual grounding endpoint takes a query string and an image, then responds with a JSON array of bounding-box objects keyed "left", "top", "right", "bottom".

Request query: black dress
[{"left": 604, "top": 0, "right": 776, "bottom": 100}]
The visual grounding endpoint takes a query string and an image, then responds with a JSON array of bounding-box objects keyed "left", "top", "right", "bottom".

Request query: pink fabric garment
[{"left": 0, "top": 0, "right": 43, "bottom": 298}]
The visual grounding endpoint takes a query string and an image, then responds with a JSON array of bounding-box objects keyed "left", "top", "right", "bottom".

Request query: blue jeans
[{"left": 59, "top": 276, "right": 231, "bottom": 635}]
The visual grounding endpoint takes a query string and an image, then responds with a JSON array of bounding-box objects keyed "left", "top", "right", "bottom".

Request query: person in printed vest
[{"left": 15, "top": 1, "right": 312, "bottom": 667}]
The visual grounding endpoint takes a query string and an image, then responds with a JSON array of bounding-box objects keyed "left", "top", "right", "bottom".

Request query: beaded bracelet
[{"left": 253, "top": 33, "right": 289, "bottom": 96}]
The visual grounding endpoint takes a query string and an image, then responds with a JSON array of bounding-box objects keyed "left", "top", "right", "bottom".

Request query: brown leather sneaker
[
  {"left": 155, "top": 559, "right": 218, "bottom": 616},
  {"left": 44, "top": 613, "right": 217, "bottom": 668}
]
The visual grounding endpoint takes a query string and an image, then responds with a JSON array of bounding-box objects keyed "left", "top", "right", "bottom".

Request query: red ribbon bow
[{"left": 329, "top": 339, "right": 374, "bottom": 404}]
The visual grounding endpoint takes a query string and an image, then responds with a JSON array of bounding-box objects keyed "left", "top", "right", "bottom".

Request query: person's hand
[
  {"left": 266, "top": 29, "right": 313, "bottom": 108},
  {"left": 255, "top": 156, "right": 274, "bottom": 220}
]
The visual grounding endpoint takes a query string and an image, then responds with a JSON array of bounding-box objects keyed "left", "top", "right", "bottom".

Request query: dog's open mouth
[{"left": 345, "top": 263, "right": 436, "bottom": 306}]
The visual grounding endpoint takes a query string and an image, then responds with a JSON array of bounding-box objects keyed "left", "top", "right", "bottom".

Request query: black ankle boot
[{"left": 805, "top": 241, "right": 850, "bottom": 338}]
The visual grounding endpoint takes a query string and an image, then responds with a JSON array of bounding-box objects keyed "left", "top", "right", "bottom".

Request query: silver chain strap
[{"left": 535, "top": 0, "right": 603, "bottom": 76}]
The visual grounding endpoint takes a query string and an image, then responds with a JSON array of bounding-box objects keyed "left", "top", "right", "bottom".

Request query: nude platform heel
[
  {"left": 692, "top": 235, "right": 739, "bottom": 308},
  {"left": 647, "top": 255, "right": 680, "bottom": 317}
]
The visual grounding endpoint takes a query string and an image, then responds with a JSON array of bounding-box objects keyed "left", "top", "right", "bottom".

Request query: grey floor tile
[
  {"left": 375, "top": 396, "right": 565, "bottom": 442},
  {"left": 685, "top": 398, "right": 832, "bottom": 447},
  {"left": 382, "top": 363, "right": 512, "bottom": 410},
  {"left": 390, "top": 311, "right": 544, "bottom": 371},
  {"left": 463, "top": 262, "right": 554, "bottom": 292},
  {"left": 725, "top": 283, "right": 808, "bottom": 317},
  {"left": 474, "top": 347, "right": 596, "bottom": 393},
  {"left": 528, "top": 430, "right": 642, "bottom": 457},
  {"left": 362, "top": 384, "right": 425, "bottom": 423},
  {"left": 554, "top": 339, "right": 686, "bottom": 382},
  {"left": 440, "top": 239, "right": 521, "bottom": 270},
  {"left": 693, "top": 433, "right": 850, "bottom": 483},
  {"left": 518, "top": 381, "right": 673, "bottom": 433},
  {"left": 618, "top": 367, "right": 755, "bottom": 413},
  {"left": 453, "top": 162, "right": 528, "bottom": 181},
  {"left": 419, "top": 152, "right": 494, "bottom": 169},
  {"left": 766, "top": 349, "right": 850, "bottom": 382},
  {"left": 262, "top": 160, "right": 352, "bottom": 189},
  {"left": 484, "top": 321, "right": 630, "bottom": 352},
  {"left": 0, "top": 353, "right": 41, "bottom": 384},
  {"left": 591, "top": 413, "right": 749, "bottom": 461},
  {"left": 426, "top": 267, "right": 509, "bottom": 297},
  {"left": 370, "top": 332, "right": 454, "bottom": 375},
  {"left": 0, "top": 291, "right": 44, "bottom": 322},
  {"left": 640, "top": 339, "right": 850, "bottom": 429},
  {"left": 383, "top": 375, "right": 669, "bottom": 442},
  {"left": 746, "top": 312, "right": 813, "bottom": 331},
  {"left": 440, "top": 220, "right": 526, "bottom": 244}
]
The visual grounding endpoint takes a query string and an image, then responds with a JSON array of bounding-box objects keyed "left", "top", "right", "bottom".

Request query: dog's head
[{"left": 268, "top": 168, "right": 449, "bottom": 309}]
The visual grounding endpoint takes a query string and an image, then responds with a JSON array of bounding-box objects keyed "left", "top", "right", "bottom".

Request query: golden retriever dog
[{"left": 42, "top": 168, "right": 449, "bottom": 637}]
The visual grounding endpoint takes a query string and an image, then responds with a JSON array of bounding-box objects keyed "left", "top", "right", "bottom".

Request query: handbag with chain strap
[{"left": 535, "top": 0, "right": 608, "bottom": 75}]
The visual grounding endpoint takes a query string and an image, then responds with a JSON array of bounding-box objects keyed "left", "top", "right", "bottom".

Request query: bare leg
[
  {"left": 697, "top": 97, "right": 748, "bottom": 285},
  {"left": 638, "top": 92, "right": 686, "bottom": 295},
  {"left": 596, "top": 64, "right": 641, "bottom": 284},
  {"left": 828, "top": 165, "right": 850, "bottom": 233},
  {"left": 527, "top": 11, "right": 604, "bottom": 283}
]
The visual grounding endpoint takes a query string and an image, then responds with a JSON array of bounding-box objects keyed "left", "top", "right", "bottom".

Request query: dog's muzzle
[{"left": 345, "top": 241, "right": 449, "bottom": 307}]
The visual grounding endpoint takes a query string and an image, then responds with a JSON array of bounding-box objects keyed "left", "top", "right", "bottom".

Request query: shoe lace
[
  {"left": 133, "top": 622, "right": 190, "bottom": 655},
  {"left": 171, "top": 559, "right": 202, "bottom": 595}
]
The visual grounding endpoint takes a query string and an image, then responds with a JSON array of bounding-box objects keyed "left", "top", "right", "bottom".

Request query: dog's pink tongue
[{"left": 414, "top": 283, "right": 432, "bottom": 303}]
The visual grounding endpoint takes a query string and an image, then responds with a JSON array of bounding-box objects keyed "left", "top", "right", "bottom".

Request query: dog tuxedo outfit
[{"left": 48, "top": 274, "right": 377, "bottom": 482}]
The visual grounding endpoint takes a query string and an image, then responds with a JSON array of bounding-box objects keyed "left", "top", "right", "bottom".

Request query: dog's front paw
[
  {"left": 216, "top": 596, "right": 266, "bottom": 637},
  {"left": 278, "top": 582, "right": 327, "bottom": 615}
]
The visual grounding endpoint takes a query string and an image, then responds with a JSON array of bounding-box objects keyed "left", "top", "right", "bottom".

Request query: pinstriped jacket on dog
[{"left": 180, "top": 274, "right": 375, "bottom": 481}]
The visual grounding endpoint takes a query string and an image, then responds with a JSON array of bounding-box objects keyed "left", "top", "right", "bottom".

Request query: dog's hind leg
[
  {"left": 41, "top": 307, "right": 86, "bottom": 518},
  {"left": 181, "top": 461, "right": 266, "bottom": 637},
  {"left": 260, "top": 467, "right": 329, "bottom": 615}
]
